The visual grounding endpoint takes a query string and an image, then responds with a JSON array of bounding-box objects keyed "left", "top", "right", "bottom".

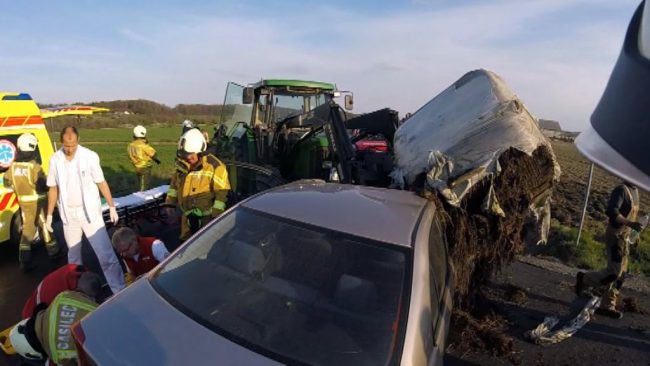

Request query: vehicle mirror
[
  {"left": 344, "top": 94, "right": 353, "bottom": 111},
  {"left": 242, "top": 87, "right": 254, "bottom": 104}
]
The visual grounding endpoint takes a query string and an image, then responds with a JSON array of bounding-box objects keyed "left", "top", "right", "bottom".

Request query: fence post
[{"left": 576, "top": 163, "right": 595, "bottom": 245}]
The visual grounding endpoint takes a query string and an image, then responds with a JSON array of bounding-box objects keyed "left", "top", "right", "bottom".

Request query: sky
[{"left": 0, "top": 0, "right": 642, "bottom": 131}]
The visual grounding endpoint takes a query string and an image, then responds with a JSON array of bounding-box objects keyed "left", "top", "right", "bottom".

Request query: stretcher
[
  {"left": 0, "top": 323, "right": 16, "bottom": 355},
  {"left": 100, "top": 185, "right": 170, "bottom": 227}
]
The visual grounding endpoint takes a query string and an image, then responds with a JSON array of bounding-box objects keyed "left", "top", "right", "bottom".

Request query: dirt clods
[
  {"left": 447, "top": 310, "right": 519, "bottom": 364},
  {"left": 504, "top": 284, "right": 529, "bottom": 305},
  {"left": 622, "top": 296, "right": 646, "bottom": 314}
]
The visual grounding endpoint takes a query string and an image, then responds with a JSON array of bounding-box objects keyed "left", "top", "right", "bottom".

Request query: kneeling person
[
  {"left": 112, "top": 227, "right": 170, "bottom": 280},
  {"left": 10, "top": 274, "right": 100, "bottom": 365}
]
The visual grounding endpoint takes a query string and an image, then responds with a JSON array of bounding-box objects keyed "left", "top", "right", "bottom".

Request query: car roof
[{"left": 242, "top": 181, "right": 428, "bottom": 247}]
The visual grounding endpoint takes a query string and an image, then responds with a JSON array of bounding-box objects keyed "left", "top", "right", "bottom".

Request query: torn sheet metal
[
  {"left": 392, "top": 69, "right": 561, "bottom": 209},
  {"left": 525, "top": 296, "right": 601, "bottom": 345}
]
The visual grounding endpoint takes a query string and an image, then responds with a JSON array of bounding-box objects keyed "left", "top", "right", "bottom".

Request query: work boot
[
  {"left": 46, "top": 243, "right": 65, "bottom": 260},
  {"left": 596, "top": 307, "right": 623, "bottom": 319},
  {"left": 575, "top": 272, "right": 585, "bottom": 296},
  {"left": 19, "top": 249, "right": 36, "bottom": 272}
]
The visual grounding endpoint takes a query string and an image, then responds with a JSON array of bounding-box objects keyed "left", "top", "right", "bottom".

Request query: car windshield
[{"left": 153, "top": 208, "right": 408, "bottom": 366}]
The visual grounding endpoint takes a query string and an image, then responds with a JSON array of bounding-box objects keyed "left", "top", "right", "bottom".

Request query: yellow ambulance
[{"left": 0, "top": 92, "right": 108, "bottom": 245}]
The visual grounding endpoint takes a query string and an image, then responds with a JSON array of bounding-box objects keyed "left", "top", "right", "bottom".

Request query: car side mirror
[
  {"left": 344, "top": 94, "right": 353, "bottom": 111},
  {"left": 242, "top": 87, "right": 254, "bottom": 104}
]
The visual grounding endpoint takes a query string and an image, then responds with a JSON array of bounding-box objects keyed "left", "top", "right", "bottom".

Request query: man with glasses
[{"left": 112, "top": 227, "right": 170, "bottom": 282}]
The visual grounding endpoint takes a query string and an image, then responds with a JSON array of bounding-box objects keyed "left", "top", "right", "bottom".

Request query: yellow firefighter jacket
[
  {"left": 127, "top": 139, "right": 157, "bottom": 169},
  {"left": 165, "top": 154, "right": 230, "bottom": 217},
  {"left": 3, "top": 159, "right": 46, "bottom": 204},
  {"left": 34, "top": 291, "right": 98, "bottom": 365}
]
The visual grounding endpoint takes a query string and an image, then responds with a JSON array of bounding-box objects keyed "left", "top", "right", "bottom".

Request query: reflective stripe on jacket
[
  {"left": 127, "top": 139, "right": 157, "bottom": 168},
  {"left": 34, "top": 291, "right": 98, "bottom": 364},
  {"left": 4, "top": 160, "right": 46, "bottom": 204},
  {"left": 165, "top": 154, "right": 230, "bottom": 217}
]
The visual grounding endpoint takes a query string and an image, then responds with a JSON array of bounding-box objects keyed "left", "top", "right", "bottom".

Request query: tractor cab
[{"left": 214, "top": 79, "right": 395, "bottom": 195}]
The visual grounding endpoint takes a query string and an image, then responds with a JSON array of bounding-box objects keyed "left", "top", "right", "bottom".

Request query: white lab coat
[
  {"left": 47, "top": 145, "right": 125, "bottom": 294},
  {"left": 47, "top": 145, "right": 105, "bottom": 224}
]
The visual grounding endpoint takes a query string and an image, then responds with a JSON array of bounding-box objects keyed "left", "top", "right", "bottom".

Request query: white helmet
[
  {"left": 9, "top": 319, "right": 43, "bottom": 360},
  {"left": 182, "top": 119, "right": 194, "bottom": 129},
  {"left": 178, "top": 128, "right": 207, "bottom": 154},
  {"left": 133, "top": 125, "right": 147, "bottom": 138},
  {"left": 17, "top": 133, "right": 38, "bottom": 152},
  {"left": 575, "top": 1, "right": 650, "bottom": 191}
]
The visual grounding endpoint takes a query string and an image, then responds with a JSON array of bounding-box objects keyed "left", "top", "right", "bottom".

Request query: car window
[
  {"left": 0, "top": 134, "right": 42, "bottom": 174},
  {"left": 428, "top": 218, "right": 448, "bottom": 313},
  {"left": 153, "top": 208, "right": 409, "bottom": 366}
]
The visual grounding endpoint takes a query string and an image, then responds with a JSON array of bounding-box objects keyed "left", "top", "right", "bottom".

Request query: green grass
[
  {"left": 86, "top": 142, "right": 178, "bottom": 196},
  {"left": 49, "top": 126, "right": 183, "bottom": 143},
  {"left": 541, "top": 219, "right": 650, "bottom": 276},
  {"left": 54, "top": 126, "right": 185, "bottom": 196}
]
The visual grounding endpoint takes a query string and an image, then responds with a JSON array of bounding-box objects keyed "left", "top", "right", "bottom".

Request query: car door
[{"left": 427, "top": 217, "right": 453, "bottom": 365}]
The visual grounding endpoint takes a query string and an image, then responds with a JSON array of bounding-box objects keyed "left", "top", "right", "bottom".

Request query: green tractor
[{"left": 212, "top": 79, "right": 398, "bottom": 200}]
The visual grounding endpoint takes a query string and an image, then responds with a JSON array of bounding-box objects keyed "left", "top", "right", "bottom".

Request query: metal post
[{"left": 576, "top": 163, "right": 595, "bottom": 245}]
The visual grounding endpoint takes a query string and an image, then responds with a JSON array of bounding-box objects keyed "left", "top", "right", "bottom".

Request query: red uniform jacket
[
  {"left": 21, "top": 264, "right": 85, "bottom": 319},
  {"left": 123, "top": 237, "right": 162, "bottom": 277}
]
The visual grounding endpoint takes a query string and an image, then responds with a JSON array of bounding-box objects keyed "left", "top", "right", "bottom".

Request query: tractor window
[
  {"left": 0, "top": 134, "right": 42, "bottom": 174},
  {"left": 273, "top": 95, "right": 305, "bottom": 122},
  {"left": 220, "top": 82, "right": 253, "bottom": 133}
]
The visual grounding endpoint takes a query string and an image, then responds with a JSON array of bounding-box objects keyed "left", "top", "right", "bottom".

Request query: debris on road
[
  {"left": 622, "top": 296, "right": 646, "bottom": 315},
  {"left": 447, "top": 310, "right": 518, "bottom": 363},
  {"left": 504, "top": 284, "right": 529, "bottom": 306},
  {"left": 525, "top": 296, "right": 601, "bottom": 346}
]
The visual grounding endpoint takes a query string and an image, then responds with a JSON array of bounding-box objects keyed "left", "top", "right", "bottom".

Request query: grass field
[{"left": 65, "top": 127, "right": 183, "bottom": 196}]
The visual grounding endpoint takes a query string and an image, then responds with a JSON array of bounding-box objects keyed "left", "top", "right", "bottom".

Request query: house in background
[{"left": 538, "top": 119, "right": 579, "bottom": 141}]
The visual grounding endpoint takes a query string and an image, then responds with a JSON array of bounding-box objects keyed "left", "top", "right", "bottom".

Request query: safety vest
[
  {"left": 22, "top": 264, "right": 85, "bottom": 319},
  {"left": 4, "top": 159, "right": 44, "bottom": 203},
  {"left": 127, "top": 139, "right": 157, "bottom": 168},
  {"left": 123, "top": 237, "right": 161, "bottom": 276},
  {"left": 166, "top": 154, "right": 230, "bottom": 217},
  {"left": 34, "top": 291, "right": 97, "bottom": 365}
]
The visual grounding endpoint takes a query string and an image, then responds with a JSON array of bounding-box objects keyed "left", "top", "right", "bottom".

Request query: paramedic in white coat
[{"left": 44, "top": 126, "right": 125, "bottom": 294}]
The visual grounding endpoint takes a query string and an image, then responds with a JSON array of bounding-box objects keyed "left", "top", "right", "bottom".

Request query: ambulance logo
[{"left": 0, "top": 140, "right": 16, "bottom": 168}]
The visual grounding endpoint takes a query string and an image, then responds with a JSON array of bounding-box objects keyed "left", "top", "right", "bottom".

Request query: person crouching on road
[
  {"left": 21, "top": 264, "right": 99, "bottom": 320},
  {"left": 127, "top": 125, "right": 160, "bottom": 191},
  {"left": 10, "top": 274, "right": 100, "bottom": 365},
  {"left": 112, "top": 227, "right": 170, "bottom": 283},
  {"left": 165, "top": 128, "right": 230, "bottom": 241},
  {"left": 45, "top": 126, "right": 125, "bottom": 295},
  {"left": 576, "top": 181, "right": 643, "bottom": 319},
  {"left": 4, "top": 133, "right": 61, "bottom": 271}
]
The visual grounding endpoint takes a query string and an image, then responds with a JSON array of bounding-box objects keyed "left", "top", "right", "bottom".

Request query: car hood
[{"left": 79, "top": 278, "right": 283, "bottom": 366}]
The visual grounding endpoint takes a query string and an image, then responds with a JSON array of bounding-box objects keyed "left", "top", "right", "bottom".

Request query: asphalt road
[
  {"left": 0, "top": 219, "right": 180, "bottom": 366},
  {"left": 446, "top": 259, "right": 650, "bottom": 365}
]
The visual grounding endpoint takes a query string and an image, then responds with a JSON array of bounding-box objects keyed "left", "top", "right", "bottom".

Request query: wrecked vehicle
[
  {"left": 72, "top": 181, "right": 454, "bottom": 366},
  {"left": 391, "top": 69, "right": 560, "bottom": 301}
]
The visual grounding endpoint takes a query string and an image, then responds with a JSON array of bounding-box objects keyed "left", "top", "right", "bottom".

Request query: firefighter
[
  {"left": 21, "top": 264, "right": 100, "bottom": 319},
  {"left": 127, "top": 125, "right": 160, "bottom": 191},
  {"left": 9, "top": 277, "right": 100, "bottom": 365},
  {"left": 165, "top": 129, "right": 230, "bottom": 241},
  {"left": 4, "top": 133, "right": 60, "bottom": 271},
  {"left": 577, "top": 182, "right": 642, "bottom": 318}
]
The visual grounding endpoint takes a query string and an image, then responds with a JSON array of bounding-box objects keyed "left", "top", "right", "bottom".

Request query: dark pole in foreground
[{"left": 576, "top": 163, "right": 594, "bottom": 245}]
